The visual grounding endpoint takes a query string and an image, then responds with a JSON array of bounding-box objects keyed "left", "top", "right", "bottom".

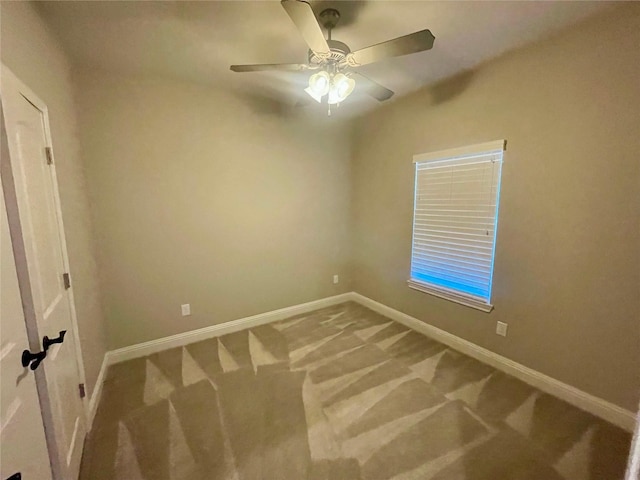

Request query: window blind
[{"left": 409, "top": 141, "right": 505, "bottom": 310}]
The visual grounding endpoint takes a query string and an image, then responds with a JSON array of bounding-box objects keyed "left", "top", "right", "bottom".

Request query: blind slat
[
  {"left": 412, "top": 255, "right": 492, "bottom": 276},
  {"left": 412, "top": 235, "right": 494, "bottom": 253},
  {"left": 415, "top": 216, "right": 497, "bottom": 225},
  {"left": 416, "top": 221, "right": 496, "bottom": 230},
  {"left": 412, "top": 255, "right": 490, "bottom": 274},
  {"left": 413, "top": 228, "right": 495, "bottom": 241},
  {"left": 416, "top": 174, "right": 497, "bottom": 184},
  {"left": 412, "top": 244, "right": 493, "bottom": 261},
  {"left": 416, "top": 203, "right": 497, "bottom": 208},
  {"left": 414, "top": 209, "right": 496, "bottom": 216},
  {"left": 414, "top": 246, "right": 492, "bottom": 261},
  {"left": 410, "top": 265, "right": 489, "bottom": 290}
]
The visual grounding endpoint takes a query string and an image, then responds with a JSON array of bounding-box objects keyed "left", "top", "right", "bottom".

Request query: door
[
  {"left": 1, "top": 153, "right": 52, "bottom": 480},
  {"left": 1, "top": 66, "right": 87, "bottom": 479}
]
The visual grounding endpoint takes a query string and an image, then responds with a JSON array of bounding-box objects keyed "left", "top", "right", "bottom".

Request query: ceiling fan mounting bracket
[{"left": 319, "top": 8, "right": 341, "bottom": 31}]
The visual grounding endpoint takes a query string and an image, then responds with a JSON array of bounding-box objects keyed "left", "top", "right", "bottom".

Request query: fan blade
[
  {"left": 281, "top": 0, "right": 330, "bottom": 55},
  {"left": 347, "top": 29, "right": 435, "bottom": 66},
  {"left": 294, "top": 96, "right": 312, "bottom": 108},
  {"left": 352, "top": 72, "right": 394, "bottom": 102},
  {"left": 230, "top": 63, "right": 313, "bottom": 72}
]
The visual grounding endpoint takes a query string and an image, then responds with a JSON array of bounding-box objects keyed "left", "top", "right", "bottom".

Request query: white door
[
  {"left": 1, "top": 66, "right": 87, "bottom": 479},
  {"left": 1, "top": 154, "right": 52, "bottom": 480}
]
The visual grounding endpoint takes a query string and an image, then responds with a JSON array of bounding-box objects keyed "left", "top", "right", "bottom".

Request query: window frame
[{"left": 408, "top": 140, "right": 506, "bottom": 312}]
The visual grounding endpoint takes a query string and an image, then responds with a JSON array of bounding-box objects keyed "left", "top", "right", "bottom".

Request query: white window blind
[{"left": 409, "top": 140, "right": 505, "bottom": 312}]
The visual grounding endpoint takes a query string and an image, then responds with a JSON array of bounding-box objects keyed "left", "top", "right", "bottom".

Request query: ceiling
[{"left": 38, "top": 1, "right": 610, "bottom": 117}]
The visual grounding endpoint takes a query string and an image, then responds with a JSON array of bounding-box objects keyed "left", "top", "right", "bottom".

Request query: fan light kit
[
  {"left": 230, "top": 1, "right": 435, "bottom": 116},
  {"left": 305, "top": 71, "right": 355, "bottom": 112}
]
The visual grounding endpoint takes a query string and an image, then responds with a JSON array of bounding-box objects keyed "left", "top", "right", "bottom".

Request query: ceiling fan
[{"left": 230, "top": 0, "right": 435, "bottom": 113}]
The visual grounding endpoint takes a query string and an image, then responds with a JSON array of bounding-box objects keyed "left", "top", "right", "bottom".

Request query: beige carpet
[{"left": 81, "top": 302, "right": 631, "bottom": 479}]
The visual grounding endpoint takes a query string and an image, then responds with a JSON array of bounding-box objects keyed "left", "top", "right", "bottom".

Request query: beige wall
[
  {"left": 1, "top": 2, "right": 108, "bottom": 396},
  {"left": 73, "top": 70, "right": 352, "bottom": 349},
  {"left": 351, "top": 4, "right": 640, "bottom": 411}
]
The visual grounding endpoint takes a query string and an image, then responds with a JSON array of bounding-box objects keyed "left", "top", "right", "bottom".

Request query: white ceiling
[{"left": 38, "top": 1, "right": 610, "bottom": 116}]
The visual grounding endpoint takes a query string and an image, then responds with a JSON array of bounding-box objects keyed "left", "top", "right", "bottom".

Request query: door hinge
[
  {"left": 63, "top": 272, "right": 71, "bottom": 290},
  {"left": 45, "top": 147, "right": 53, "bottom": 165},
  {"left": 79, "top": 383, "right": 86, "bottom": 399}
]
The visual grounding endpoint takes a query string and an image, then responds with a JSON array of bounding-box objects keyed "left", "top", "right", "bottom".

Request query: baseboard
[
  {"left": 87, "top": 353, "right": 109, "bottom": 429},
  {"left": 107, "top": 293, "right": 353, "bottom": 366},
  {"left": 94, "top": 290, "right": 636, "bottom": 432},
  {"left": 351, "top": 292, "right": 637, "bottom": 432}
]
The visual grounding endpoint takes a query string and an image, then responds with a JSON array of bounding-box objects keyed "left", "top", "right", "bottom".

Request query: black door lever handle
[
  {"left": 43, "top": 330, "right": 66, "bottom": 352},
  {"left": 20, "top": 330, "right": 67, "bottom": 372},
  {"left": 22, "top": 349, "right": 46, "bottom": 371}
]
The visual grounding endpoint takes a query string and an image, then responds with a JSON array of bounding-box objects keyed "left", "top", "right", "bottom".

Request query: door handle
[
  {"left": 43, "top": 330, "right": 66, "bottom": 352},
  {"left": 20, "top": 330, "right": 67, "bottom": 371},
  {"left": 21, "top": 348, "right": 46, "bottom": 371}
]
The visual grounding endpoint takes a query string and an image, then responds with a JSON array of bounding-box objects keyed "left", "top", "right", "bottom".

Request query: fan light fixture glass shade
[
  {"left": 304, "top": 71, "right": 331, "bottom": 103},
  {"left": 328, "top": 73, "right": 355, "bottom": 105},
  {"left": 304, "top": 71, "right": 356, "bottom": 105}
]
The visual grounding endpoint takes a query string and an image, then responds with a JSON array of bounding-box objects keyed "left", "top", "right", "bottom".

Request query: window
[{"left": 409, "top": 140, "right": 505, "bottom": 312}]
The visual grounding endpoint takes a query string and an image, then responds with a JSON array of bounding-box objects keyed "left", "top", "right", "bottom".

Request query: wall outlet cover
[
  {"left": 496, "top": 321, "right": 508, "bottom": 337},
  {"left": 181, "top": 304, "right": 191, "bottom": 316},
  {"left": 333, "top": 274, "right": 339, "bottom": 284}
]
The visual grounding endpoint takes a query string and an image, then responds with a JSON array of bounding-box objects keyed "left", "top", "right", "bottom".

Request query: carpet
[{"left": 81, "top": 302, "right": 632, "bottom": 479}]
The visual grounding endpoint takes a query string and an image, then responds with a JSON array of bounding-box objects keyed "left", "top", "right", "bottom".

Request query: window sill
[{"left": 407, "top": 280, "right": 494, "bottom": 313}]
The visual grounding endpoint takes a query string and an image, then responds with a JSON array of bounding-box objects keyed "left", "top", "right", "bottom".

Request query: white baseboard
[
  {"left": 92, "top": 290, "right": 636, "bottom": 432},
  {"left": 87, "top": 353, "right": 109, "bottom": 429},
  {"left": 107, "top": 293, "right": 353, "bottom": 365},
  {"left": 352, "top": 292, "right": 637, "bottom": 432}
]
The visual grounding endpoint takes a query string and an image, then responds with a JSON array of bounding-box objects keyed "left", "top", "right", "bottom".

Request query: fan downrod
[{"left": 308, "top": 8, "right": 350, "bottom": 64}]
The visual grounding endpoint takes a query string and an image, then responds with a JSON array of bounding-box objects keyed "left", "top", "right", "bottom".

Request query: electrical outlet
[
  {"left": 181, "top": 304, "right": 191, "bottom": 316},
  {"left": 496, "top": 321, "right": 508, "bottom": 337},
  {"left": 333, "top": 274, "right": 339, "bottom": 284}
]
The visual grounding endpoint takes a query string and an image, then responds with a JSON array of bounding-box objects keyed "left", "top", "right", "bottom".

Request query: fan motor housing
[{"left": 308, "top": 39, "right": 351, "bottom": 65}]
